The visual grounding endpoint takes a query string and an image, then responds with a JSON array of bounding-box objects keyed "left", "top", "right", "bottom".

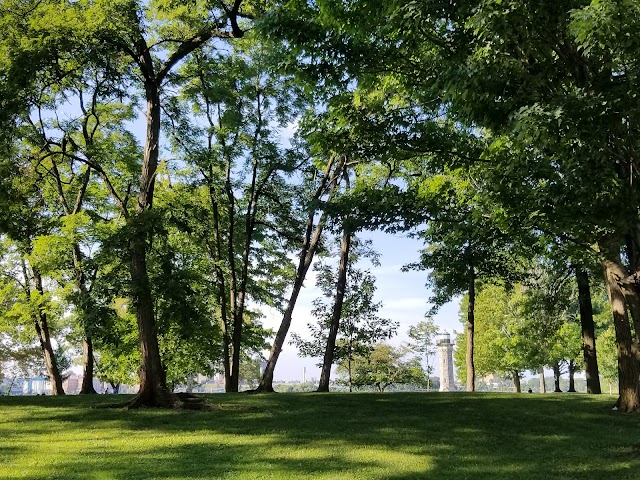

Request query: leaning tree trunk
[
  {"left": 512, "top": 370, "right": 521, "bottom": 393},
  {"left": 256, "top": 157, "right": 343, "bottom": 393},
  {"left": 575, "top": 267, "right": 601, "bottom": 394},
  {"left": 603, "top": 258, "right": 640, "bottom": 412},
  {"left": 466, "top": 264, "right": 476, "bottom": 392},
  {"left": 317, "top": 229, "right": 352, "bottom": 392},
  {"left": 552, "top": 362, "right": 562, "bottom": 392},
  {"left": 568, "top": 359, "right": 576, "bottom": 392},
  {"left": 539, "top": 369, "right": 546, "bottom": 394}
]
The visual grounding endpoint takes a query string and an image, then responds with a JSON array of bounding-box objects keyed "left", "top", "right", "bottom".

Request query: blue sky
[{"left": 260, "top": 229, "right": 462, "bottom": 382}]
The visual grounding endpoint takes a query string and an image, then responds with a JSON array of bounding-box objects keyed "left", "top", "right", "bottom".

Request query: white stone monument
[{"left": 437, "top": 333, "right": 456, "bottom": 392}]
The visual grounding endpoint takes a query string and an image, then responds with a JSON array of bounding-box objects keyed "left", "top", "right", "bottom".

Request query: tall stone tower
[{"left": 437, "top": 333, "right": 456, "bottom": 392}]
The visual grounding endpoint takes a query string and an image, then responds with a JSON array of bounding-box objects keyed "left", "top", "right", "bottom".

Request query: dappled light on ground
[{"left": 1, "top": 393, "right": 639, "bottom": 479}]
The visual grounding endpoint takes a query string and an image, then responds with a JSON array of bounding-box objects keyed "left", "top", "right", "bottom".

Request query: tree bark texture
[
  {"left": 80, "top": 337, "right": 97, "bottom": 394},
  {"left": 568, "top": 359, "right": 576, "bottom": 393},
  {"left": 129, "top": 235, "right": 172, "bottom": 407},
  {"left": 317, "top": 230, "right": 352, "bottom": 392},
  {"left": 539, "top": 369, "right": 546, "bottom": 394},
  {"left": 512, "top": 371, "right": 521, "bottom": 393},
  {"left": 603, "top": 258, "right": 640, "bottom": 412},
  {"left": 575, "top": 267, "right": 601, "bottom": 394},
  {"left": 552, "top": 362, "right": 562, "bottom": 392},
  {"left": 466, "top": 264, "right": 476, "bottom": 392},
  {"left": 126, "top": 77, "right": 174, "bottom": 407},
  {"left": 32, "top": 269, "right": 65, "bottom": 395}
]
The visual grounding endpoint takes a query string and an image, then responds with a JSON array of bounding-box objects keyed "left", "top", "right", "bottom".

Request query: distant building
[
  {"left": 437, "top": 333, "right": 456, "bottom": 392},
  {"left": 63, "top": 373, "right": 80, "bottom": 394},
  {"left": 23, "top": 376, "right": 51, "bottom": 395}
]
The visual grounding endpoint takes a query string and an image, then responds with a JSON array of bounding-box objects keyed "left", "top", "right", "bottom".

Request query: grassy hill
[{"left": 1, "top": 392, "right": 639, "bottom": 479}]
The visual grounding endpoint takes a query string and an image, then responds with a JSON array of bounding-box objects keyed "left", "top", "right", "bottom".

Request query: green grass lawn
[{"left": 1, "top": 392, "right": 639, "bottom": 480}]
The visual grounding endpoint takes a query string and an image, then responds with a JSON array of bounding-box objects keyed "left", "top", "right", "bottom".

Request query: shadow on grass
[{"left": 2, "top": 393, "right": 640, "bottom": 479}]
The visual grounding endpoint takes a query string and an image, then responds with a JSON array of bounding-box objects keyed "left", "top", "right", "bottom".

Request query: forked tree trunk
[
  {"left": 575, "top": 267, "right": 601, "bottom": 394},
  {"left": 317, "top": 229, "right": 352, "bottom": 392},
  {"left": 539, "top": 369, "right": 546, "bottom": 394},
  {"left": 466, "top": 264, "right": 476, "bottom": 392},
  {"left": 256, "top": 157, "right": 344, "bottom": 393},
  {"left": 603, "top": 258, "right": 640, "bottom": 412},
  {"left": 32, "top": 270, "right": 65, "bottom": 395},
  {"left": 89, "top": 13, "right": 245, "bottom": 407},
  {"left": 512, "top": 370, "right": 521, "bottom": 393}
]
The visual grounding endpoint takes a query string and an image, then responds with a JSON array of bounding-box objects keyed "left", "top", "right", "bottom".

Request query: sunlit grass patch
[{"left": 1, "top": 393, "right": 639, "bottom": 479}]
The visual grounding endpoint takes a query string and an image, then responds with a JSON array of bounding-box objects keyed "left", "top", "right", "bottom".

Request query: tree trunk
[
  {"left": 52, "top": 164, "right": 96, "bottom": 394},
  {"left": 256, "top": 158, "right": 343, "bottom": 393},
  {"left": 539, "top": 369, "right": 546, "bottom": 394},
  {"left": 568, "top": 359, "right": 576, "bottom": 392},
  {"left": 229, "top": 167, "right": 259, "bottom": 392},
  {"left": 317, "top": 229, "right": 352, "bottom": 392},
  {"left": 466, "top": 264, "right": 476, "bottom": 392},
  {"left": 126, "top": 79, "right": 173, "bottom": 408},
  {"left": 552, "top": 362, "right": 562, "bottom": 392},
  {"left": 80, "top": 337, "right": 97, "bottom": 394},
  {"left": 207, "top": 181, "right": 232, "bottom": 392},
  {"left": 512, "top": 370, "right": 521, "bottom": 393},
  {"left": 33, "top": 276, "right": 65, "bottom": 395},
  {"left": 575, "top": 267, "right": 601, "bottom": 394},
  {"left": 223, "top": 151, "right": 239, "bottom": 392},
  {"left": 129, "top": 235, "right": 173, "bottom": 407},
  {"left": 71, "top": 244, "right": 97, "bottom": 395},
  {"left": 603, "top": 258, "right": 640, "bottom": 412},
  {"left": 256, "top": 213, "right": 324, "bottom": 393}
]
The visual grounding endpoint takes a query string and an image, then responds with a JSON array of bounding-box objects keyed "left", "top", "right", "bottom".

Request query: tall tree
[
  {"left": 2, "top": 0, "right": 255, "bottom": 406},
  {"left": 292, "top": 242, "right": 397, "bottom": 391},
  {"left": 293, "top": 266, "right": 397, "bottom": 392},
  {"left": 407, "top": 318, "right": 439, "bottom": 391},
  {"left": 168, "top": 38, "right": 309, "bottom": 392},
  {"left": 343, "top": 344, "right": 425, "bottom": 393},
  {"left": 404, "top": 169, "right": 529, "bottom": 392},
  {"left": 256, "top": 152, "right": 346, "bottom": 392}
]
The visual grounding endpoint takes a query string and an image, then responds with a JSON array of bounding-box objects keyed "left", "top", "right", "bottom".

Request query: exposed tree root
[
  {"left": 244, "top": 386, "right": 276, "bottom": 394},
  {"left": 612, "top": 395, "right": 640, "bottom": 413},
  {"left": 97, "top": 392, "right": 209, "bottom": 410}
]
